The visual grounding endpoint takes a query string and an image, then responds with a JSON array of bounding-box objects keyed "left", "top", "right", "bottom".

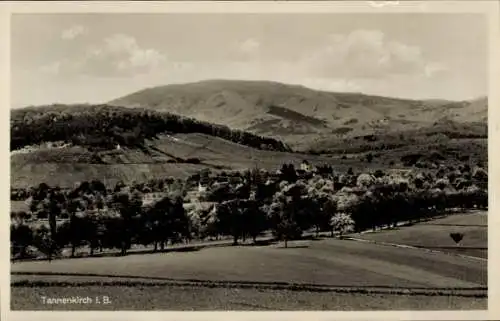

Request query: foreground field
[
  {"left": 356, "top": 212, "right": 487, "bottom": 258},
  {"left": 11, "top": 235, "right": 487, "bottom": 310},
  {"left": 12, "top": 239, "right": 486, "bottom": 288},
  {"left": 11, "top": 285, "right": 486, "bottom": 310}
]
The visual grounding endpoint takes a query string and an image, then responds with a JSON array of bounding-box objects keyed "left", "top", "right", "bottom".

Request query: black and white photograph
[{"left": 5, "top": 0, "right": 497, "bottom": 315}]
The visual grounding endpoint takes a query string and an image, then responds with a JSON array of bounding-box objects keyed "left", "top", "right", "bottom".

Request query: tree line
[
  {"left": 10, "top": 104, "right": 291, "bottom": 152},
  {"left": 11, "top": 163, "right": 488, "bottom": 260}
]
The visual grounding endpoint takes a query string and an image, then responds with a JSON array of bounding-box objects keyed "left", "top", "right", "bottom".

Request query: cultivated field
[
  {"left": 355, "top": 211, "right": 487, "bottom": 258},
  {"left": 11, "top": 133, "right": 363, "bottom": 189},
  {"left": 11, "top": 226, "right": 487, "bottom": 310}
]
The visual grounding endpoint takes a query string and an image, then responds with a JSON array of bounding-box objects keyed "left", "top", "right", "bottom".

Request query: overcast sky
[{"left": 11, "top": 13, "right": 487, "bottom": 108}]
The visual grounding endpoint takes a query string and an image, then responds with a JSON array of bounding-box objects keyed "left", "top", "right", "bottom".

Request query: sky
[{"left": 11, "top": 13, "right": 488, "bottom": 108}]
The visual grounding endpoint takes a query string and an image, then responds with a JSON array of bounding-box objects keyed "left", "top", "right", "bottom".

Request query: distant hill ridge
[{"left": 109, "top": 79, "right": 487, "bottom": 144}]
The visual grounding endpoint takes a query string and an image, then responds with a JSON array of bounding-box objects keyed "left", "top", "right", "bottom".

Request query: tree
[
  {"left": 200, "top": 205, "right": 220, "bottom": 241},
  {"left": 280, "top": 163, "right": 297, "bottom": 183},
  {"left": 142, "top": 195, "right": 192, "bottom": 250},
  {"left": 29, "top": 186, "right": 66, "bottom": 259},
  {"left": 357, "top": 173, "right": 375, "bottom": 188},
  {"left": 373, "top": 169, "right": 385, "bottom": 178},
  {"left": 306, "top": 178, "right": 336, "bottom": 236},
  {"left": 214, "top": 199, "right": 246, "bottom": 245},
  {"left": 472, "top": 167, "right": 488, "bottom": 189},
  {"left": 11, "top": 216, "right": 33, "bottom": 259},
  {"left": 241, "top": 198, "right": 268, "bottom": 243},
  {"left": 330, "top": 213, "right": 354, "bottom": 238},
  {"left": 90, "top": 179, "right": 107, "bottom": 194},
  {"left": 109, "top": 190, "right": 143, "bottom": 255},
  {"left": 336, "top": 191, "right": 364, "bottom": 228},
  {"left": 168, "top": 196, "right": 191, "bottom": 245},
  {"left": 33, "top": 225, "right": 56, "bottom": 261},
  {"left": 266, "top": 182, "right": 309, "bottom": 248},
  {"left": 449, "top": 232, "right": 464, "bottom": 247},
  {"left": 144, "top": 196, "right": 172, "bottom": 251},
  {"left": 66, "top": 198, "right": 85, "bottom": 257}
]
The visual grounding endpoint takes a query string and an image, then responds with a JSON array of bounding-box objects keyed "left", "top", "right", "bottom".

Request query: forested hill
[{"left": 10, "top": 104, "right": 291, "bottom": 152}]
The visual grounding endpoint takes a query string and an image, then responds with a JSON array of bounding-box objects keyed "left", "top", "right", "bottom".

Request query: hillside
[
  {"left": 10, "top": 104, "right": 290, "bottom": 153},
  {"left": 109, "top": 79, "right": 488, "bottom": 147},
  {"left": 11, "top": 132, "right": 340, "bottom": 189},
  {"left": 8, "top": 102, "right": 389, "bottom": 189},
  {"left": 11, "top": 81, "right": 487, "bottom": 189}
]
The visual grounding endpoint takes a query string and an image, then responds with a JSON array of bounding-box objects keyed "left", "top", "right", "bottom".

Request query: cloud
[
  {"left": 424, "top": 62, "right": 447, "bottom": 78},
  {"left": 39, "top": 61, "right": 61, "bottom": 75},
  {"left": 238, "top": 38, "right": 260, "bottom": 55},
  {"left": 367, "top": 1, "right": 400, "bottom": 8},
  {"left": 301, "top": 29, "right": 447, "bottom": 80},
  {"left": 300, "top": 78, "right": 363, "bottom": 93},
  {"left": 230, "top": 38, "right": 261, "bottom": 60},
  {"left": 41, "top": 34, "right": 166, "bottom": 77},
  {"left": 61, "top": 25, "right": 88, "bottom": 40}
]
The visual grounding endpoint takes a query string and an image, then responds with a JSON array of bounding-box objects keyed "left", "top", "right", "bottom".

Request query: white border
[{"left": 1, "top": 1, "right": 498, "bottom": 320}]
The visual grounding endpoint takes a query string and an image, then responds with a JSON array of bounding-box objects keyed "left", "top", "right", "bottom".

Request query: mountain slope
[
  {"left": 11, "top": 81, "right": 488, "bottom": 189},
  {"left": 10, "top": 104, "right": 290, "bottom": 153},
  {"left": 11, "top": 132, "right": 339, "bottom": 189},
  {"left": 109, "top": 80, "right": 488, "bottom": 145}
]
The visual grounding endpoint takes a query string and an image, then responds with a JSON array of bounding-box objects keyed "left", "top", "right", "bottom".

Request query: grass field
[
  {"left": 12, "top": 238, "right": 486, "bottom": 288},
  {"left": 355, "top": 212, "right": 487, "bottom": 259},
  {"left": 11, "top": 285, "right": 486, "bottom": 310},
  {"left": 11, "top": 227, "right": 487, "bottom": 310}
]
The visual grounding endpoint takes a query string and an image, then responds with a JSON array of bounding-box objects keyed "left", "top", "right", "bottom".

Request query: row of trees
[
  {"left": 11, "top": 163, "right": 488, "bottom": 259},
  {"left": 11, "top": 187, "right": 191, "bottom": 260},
  {"left": 11, "top": 104, "right": 291, "bottom": 153}
]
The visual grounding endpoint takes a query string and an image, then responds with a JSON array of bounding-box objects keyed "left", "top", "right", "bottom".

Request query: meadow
[
  {"left": 356, "top": 211, "right": 487, "bottom": 258},
  {"left": 11, "top": 228, "right": 487, "bottom": 310}
]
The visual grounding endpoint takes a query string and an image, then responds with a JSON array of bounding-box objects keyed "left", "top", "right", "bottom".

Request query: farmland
[
  {"left": 11, "top": 210, "right": 487, "bottom": 310},
  {"left": 11, "top": 233, "right": 487, "bottom": 310},
  {"left": 9, "top": 82, "right": 489, "bottom": 311},
  {"left": 356, "top": 211, "right": 487, "bottom": 258},
  {"left": 10, "top": 133, "right": 488, "bottom": 311}
]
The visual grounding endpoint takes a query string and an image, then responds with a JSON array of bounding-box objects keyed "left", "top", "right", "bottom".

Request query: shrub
[
  {"left": 185, "top": 158, "right": 201, "bottom": 164},
  {"left": 373, "top": 169, "right": 385, "bottom": 178},
  {"left": 356, "top": 173, "right": 375, "bottom": 188},
  {"left": 449, "top": 232, "right": 464, "bottom": 246}
]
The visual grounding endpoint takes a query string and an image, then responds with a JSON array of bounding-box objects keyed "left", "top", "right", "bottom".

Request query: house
[
  {"left": 142, "top": 192, "right": 166, "bottom": 206},
  {"left": 300, "top": 160, "right": 312, "bottom": 172},
  {"left": 198, "top": 182, "right": 208, "bottom": 193}
]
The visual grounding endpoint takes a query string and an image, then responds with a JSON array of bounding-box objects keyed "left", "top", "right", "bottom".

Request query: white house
[
  {"left": 198, "top": 182, "right": 208, "bottom": 193},
  {"left": 300, "top": 160, "right": 312, "bottom": 172}
]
